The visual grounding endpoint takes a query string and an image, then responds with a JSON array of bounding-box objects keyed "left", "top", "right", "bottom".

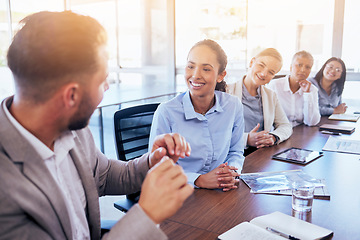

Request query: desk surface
[{"left": 160, "top": 117, "right": 360, "bottom": 239}]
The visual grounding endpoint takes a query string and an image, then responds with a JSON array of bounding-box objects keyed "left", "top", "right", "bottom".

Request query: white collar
[{"left": 3, "top": 98, "right": 75, "bottom": 161}]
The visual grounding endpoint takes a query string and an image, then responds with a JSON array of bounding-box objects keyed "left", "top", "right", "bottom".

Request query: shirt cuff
[
  {"left": 186, "top": 172, "right": 202, "bottom": 188},
  {"left": 269, "top": 133, "right": 280, "bottom": 145},
  {"left": 107, "top": 204, "right": 167, "bottom": 240},
  {"left": 302, "top": 92, "right": 311, "bottom": 101}
]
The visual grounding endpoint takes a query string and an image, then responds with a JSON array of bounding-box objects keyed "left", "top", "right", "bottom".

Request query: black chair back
[
  {"left": 114, "top": 103, "right": 160, "bottom": 161},
  {"left": 113, "top": 103, "right": 159, "bottom": 212}
]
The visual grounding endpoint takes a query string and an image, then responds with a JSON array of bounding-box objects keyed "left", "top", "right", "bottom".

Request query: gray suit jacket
[{"left": 0, "top": 97, "right": 167, "bottom": 240}]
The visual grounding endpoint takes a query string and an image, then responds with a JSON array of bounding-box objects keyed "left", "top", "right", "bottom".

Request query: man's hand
[
  {"left": 299, "top": 79, "right": 311, "bottom": 93},
  {"left": 149, "top": 133, "right": 191, "bottom": 168},
  {"left": 138, "top": 157, "right": 194, "bottom": 224}
]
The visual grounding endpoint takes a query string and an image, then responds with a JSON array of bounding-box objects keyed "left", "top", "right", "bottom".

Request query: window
[
  {"left": 175, "top": 0, "right": 247, "bottom": 87},
  {"left": 69, "top": 0, "right": 174, "bottom": 90},
  {"left": 175, "top": 0, "right": 247, "bottom": 69},
  {"left": 0, "top": 1, "right": 9, "bottom": 67},
  {"left": 342, "top": 0, "right": 360, "bottom": 72},
  {"left": 175, "top": 0, "right": 337, "bottom": 85},
  {"left": 247, "top": 0, "right": 335, "bottom": 72},
  {"left": 10, "top": 0, "right": 63, "bottom": 25},
  {"left": 0, "top": 0, "right": 63, "bottom": 100}
]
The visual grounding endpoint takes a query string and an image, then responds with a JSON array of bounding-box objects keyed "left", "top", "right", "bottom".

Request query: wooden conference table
[{"left": 160, "top": 117, "right": 360, "bottom": 239}]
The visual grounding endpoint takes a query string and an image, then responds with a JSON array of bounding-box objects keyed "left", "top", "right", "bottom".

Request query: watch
[{"left": 270, "top": 133, "right": 280, "bottom": 145}]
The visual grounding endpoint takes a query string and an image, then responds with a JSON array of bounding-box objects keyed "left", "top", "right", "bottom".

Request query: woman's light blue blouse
[
  {"left": 309, "top": 77, "right": 342, "bottom": 116},
  {"left": 148, "top": 90, "right": 245, "bottom": 186}
]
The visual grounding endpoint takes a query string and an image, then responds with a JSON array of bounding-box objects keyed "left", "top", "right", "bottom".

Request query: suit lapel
[
  {"left": 21, "top": 151, "right": 73, "bottom": 239},
  {"left": 70, "top": 140, "right": 101, "bottom": 240}
]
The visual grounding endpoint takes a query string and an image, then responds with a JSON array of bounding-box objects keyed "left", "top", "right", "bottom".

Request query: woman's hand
[
  {"left": 194, "top": 163, "right": 240, "bottom": 191},
  {"left": 333, "top": 103, "right": 347, "bottom": 114},
  {"left": 217, "top": 163, "right": 240, "bottom": 191},
  {"left": 247, "top": 124, "right": 275, "bottom": 148}
]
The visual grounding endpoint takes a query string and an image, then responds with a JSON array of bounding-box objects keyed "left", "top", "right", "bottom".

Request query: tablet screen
[{"left": 272, "top": 147, "right": 323, "bottom": 164}]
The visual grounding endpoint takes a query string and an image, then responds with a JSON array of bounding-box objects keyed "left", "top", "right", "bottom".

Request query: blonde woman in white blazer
[{"left": 227, "top": 48, "right": 292, "bottom": 153}]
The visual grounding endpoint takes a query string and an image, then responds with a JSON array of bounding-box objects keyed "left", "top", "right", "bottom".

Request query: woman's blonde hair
[{"left": 255, "top": 48, "right": 283, "bottom": 68}]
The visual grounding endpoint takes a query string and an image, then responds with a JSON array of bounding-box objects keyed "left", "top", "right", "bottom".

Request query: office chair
[
  {"left": 273, "top": 74, "right": 287, "bottom": 79},
  {"left": 101, "top": 219, "right": 118, "bottom": 237},
  {"left": 113, "top": 103, "right": 160, "bottom": 212}
]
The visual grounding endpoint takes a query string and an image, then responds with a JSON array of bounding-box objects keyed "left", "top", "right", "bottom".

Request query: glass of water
[{"left": 292, "top": 181, "right": 315, "bottom": 212}]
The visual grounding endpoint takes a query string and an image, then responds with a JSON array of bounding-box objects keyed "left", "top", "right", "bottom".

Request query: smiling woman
[
  {"left": 227, "top": 48, "right": 292, "bottom": 156},
  {"left": 309, "top": 57, "right": 347, "bottom": 116},
  {"left": 149, "top": 39, "right": 245, "bottom": 192},
  {"left": 185, "top": 40, "right": 227, "bottom": 114}
]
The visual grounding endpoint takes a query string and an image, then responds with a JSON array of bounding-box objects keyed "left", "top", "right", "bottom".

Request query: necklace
[{"left": 195, "top": 98, "right": 215, "bottom": 116}]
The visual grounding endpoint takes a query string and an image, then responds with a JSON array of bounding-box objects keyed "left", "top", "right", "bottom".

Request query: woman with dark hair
[
  {"left": 149, "top": 39, "right": 245, "bottom": 191},
  {"left": 309, "top": 57, "right": 347, "bottom": 116}
]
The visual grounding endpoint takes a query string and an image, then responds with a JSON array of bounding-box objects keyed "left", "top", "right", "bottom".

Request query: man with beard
[{"left": 0, "top": 11, "right": 193, "bottom": 239}]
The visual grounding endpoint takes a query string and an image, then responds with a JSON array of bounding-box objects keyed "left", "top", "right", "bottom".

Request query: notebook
[
  {"left": 218, "top": 211, "right": 333, "bottom": 240},
  {"left": 319, "top": 124, "right": 355, "bottom": 134},
  {"left": 328, "top": 113, "right": 359, "bottom": 122}
]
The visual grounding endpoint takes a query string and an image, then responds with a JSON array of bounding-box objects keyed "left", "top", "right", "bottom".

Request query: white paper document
[
  {"left": 322, "top": 136, "right": 360, "bottom": 155},
  {"left": 218, "top": 211, "right": 333, "bottom": 240}
]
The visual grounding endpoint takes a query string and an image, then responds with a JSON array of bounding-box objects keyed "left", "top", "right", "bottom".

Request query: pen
[
  {"left": 320, "top": 130, "right": 341, "bottom": 136},
  {"left": 266, "top": 227, "right": 300, "bottom": 240}
]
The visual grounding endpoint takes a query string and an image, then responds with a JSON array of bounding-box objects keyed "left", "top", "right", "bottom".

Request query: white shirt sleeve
[{"left": 302, "top": 86, "right": 321, "bottom": 126}]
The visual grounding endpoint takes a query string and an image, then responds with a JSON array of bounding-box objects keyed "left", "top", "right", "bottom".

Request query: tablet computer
[{"left": 272, "top": 147, "right": 323, "bottom": 165}]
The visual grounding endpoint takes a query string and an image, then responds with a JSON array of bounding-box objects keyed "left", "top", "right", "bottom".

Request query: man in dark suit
[{"left": 0, "top": 11, "right": 193, "bottom": 239}]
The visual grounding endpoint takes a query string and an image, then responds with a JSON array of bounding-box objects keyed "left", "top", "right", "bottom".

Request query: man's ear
[
  {"left": 62, "top": 83, "right": 80, "bottom": 108},
  {"left": 217, "top": 70, "right": 227, "bottom": 83}
]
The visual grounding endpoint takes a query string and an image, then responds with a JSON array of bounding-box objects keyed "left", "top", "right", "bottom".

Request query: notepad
[
  {"left": 328, "top": 113, "right": 359, "bottom": 122},
  {"left": 319, "top": 123, "right": 355, "bottom": 134},
  {"left": 218, "top": 211, "right": 333, "bottom": 240}
]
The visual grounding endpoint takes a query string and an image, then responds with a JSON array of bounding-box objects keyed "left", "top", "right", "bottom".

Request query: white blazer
[{"left": 227, "top": 79, "right": 292, "bottom": 146}]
